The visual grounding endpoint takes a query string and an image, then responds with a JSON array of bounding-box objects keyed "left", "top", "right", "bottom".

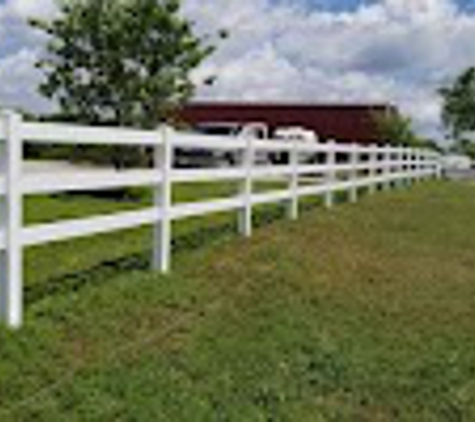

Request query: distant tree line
[
  {"left": 439, "top": 67, "right": 475, "bottom": 159},
  {"left": 372, "top": 109, "right": 441, "bottom": 151}
]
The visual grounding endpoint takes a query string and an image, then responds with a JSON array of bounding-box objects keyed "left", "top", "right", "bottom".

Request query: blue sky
[
  {"left": 296, "top": 0, "right": 379, "bottom": 11},
  {"left": 0, "top": 0, "right": 374, "bottom": 10},
  {"left": 288, "top": 0, "right": 475, "bottom": 12},
  {"left": 1, "top": 0, "right": 475, "bottom": 141}
]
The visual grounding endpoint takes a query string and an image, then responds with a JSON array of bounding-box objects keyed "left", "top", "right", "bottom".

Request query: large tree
[
  {"left": 440, "top": 67, "right": 475, "bottom": 138},
  {"left": 373, "top": 109, "right": 421, "bottom": 147},
  {"left": 32, "top": 0, "right": 217, "bottom": 129}
]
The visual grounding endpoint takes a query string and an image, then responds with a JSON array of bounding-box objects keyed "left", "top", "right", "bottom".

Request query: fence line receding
[{"left": 0, "top": 111, "right": 442, "bottom": 328}]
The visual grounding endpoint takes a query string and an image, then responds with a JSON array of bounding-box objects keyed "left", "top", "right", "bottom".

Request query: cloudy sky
[{"left": 1, "top": 0, "right": 475, "bottom": 141}]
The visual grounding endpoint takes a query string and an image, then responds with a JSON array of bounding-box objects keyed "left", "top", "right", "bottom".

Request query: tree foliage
[
  {"left": 32, "top": 0, "right": 216, "bottom": 129},
  {"left": 440, "top": 67, "right": 475, "bottom": 138},
  {"left": 373, "top": 109, "right": 422, "bottom": 147},
  {"left": 31, "top": 0, "right": 221, "bottom": 168},
  {"left": 449, "top": 138, "right": 475, "bottom": 160}
]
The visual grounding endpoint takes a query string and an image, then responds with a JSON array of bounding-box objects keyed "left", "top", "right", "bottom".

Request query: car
[
  {"left": 442, "top": 154, "right": 472, "bottom": 171},
  {"left": 196, "top": 122, "right": 268, "bottom": 139},
  {"left": 274, "top": 126, "right": 318, "bottom": 143},
  {"left": 175, "top": 122, "right": 269, "bottom": 167},
  {"left": 272, "top": 126, "right": 320, "bottom": 164}
]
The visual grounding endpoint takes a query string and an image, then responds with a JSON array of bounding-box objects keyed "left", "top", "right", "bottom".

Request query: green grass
[{"left": 2, "top": 180, "right": 475, "bottom": 421}]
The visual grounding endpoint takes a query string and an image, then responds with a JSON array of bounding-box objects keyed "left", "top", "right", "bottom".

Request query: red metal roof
[{"left": 177, "top": 102, "right": 397, "bottom": 144}]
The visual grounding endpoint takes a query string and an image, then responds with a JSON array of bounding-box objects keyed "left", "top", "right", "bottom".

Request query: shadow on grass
[{"left": 25, "top": 202, "right": 308, "bottom": 306}]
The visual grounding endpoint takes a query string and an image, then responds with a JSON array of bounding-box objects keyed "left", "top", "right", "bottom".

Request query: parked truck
[
  {"left": 176, "top": 122, "right": 320, "bottom": 167},
  {"left": 176, "top": 122, "right": 268, "bottom": 167},
  {"left": 273, "top": 126, "right": 320, "bottom": 164}
]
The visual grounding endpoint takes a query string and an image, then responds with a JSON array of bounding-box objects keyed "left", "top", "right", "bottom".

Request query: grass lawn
[{"left": 1, "top": 180, "right": 475, "bottom": 421}]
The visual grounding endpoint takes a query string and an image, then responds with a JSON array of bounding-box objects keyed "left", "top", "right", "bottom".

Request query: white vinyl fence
[{"left": 0, "top": 110, "right": 442, "bottom": 328}]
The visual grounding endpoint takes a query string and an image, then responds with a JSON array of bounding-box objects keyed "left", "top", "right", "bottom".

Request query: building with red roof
[{"left": 178, "top": 102, "right": 397, "bottom": 144}]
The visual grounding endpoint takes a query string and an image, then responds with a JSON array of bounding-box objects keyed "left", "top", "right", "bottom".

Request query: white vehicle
[
  {"left": 274, "top": 126, "right": 318, "bottom": 143},
  {"left": 441, "top": 154, "right": 473, "bottom": 180},
  {"left": 273, "top": 126, "right": 319, "bottom": 163},
  {"left": 176, "top": 121, "right": 269, "bottom": 167},
  {"left": 442, "top": 154, "right": 472, "bottom": 171},
  {"left": 195, "top": 121, "right": 268, "bottom": 139}
]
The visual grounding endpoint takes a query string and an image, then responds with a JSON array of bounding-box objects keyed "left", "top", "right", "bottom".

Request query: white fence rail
[{"left": 0, "top": 111, "right": 442, "bottom": 328}]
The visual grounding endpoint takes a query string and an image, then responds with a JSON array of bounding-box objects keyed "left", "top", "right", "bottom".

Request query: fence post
[
  {"left": 288, "top": 139, "right": 299, "bottom": 220},
  {"left": 0, "top": 111, "right": 23, "bottom": 329},
  {"left": 383, "top": 146, "right": 392, "bottom": 191},
  {"left": 394, "top": 147, "right": 404, "bottom": 189},
  {"left": 435, "top": 153, "right": 443, "bottom": 179},
  {"left": 349, "top": 144, "right": 358, "bottom": 203},
  {"left": 430, "top": 151, "right": 436, "bottom": 179},
  {"left": 420, "top": 150, "right": 426, "bottom": 181},
  {"left": 152, "top": 125, "right": 172, "bottom": 273},
  {"left": 415, "top": 149, "right": 421, "bottom": 182},
  {"left": 421, "top": 151, "right": 427, "bottom": 180},
  {"left": 324, "top": 140, "right": 336, "bottom": 207},
  {"left": 368, "top": 144, "right": 378, "bottom": 195},
  {"left": 239, "top": 135, "right": 253, "bottom": 237},
  {"left": 412, "top": 148, "right": 418, "bottom": 184},
  {"left": 410, "top": 148, "right": 417, "bottom": 185},
  {"left": 401, "top": 146, "right": 409, "bottom": 187},
  {"left": 423, "top": 150, "right": 429, "bottom": 181},
  {"left": 401, "top": 146, "right": 408, "bottom": 188},
  {"left": 413, "top": 149, "right": 419, "bottom": 183},
  {"left": 423, "top": 151, "right": 428, "bottom": 180},
  {"left": 419, "top": 150, "right": 426, "bottom": 182}
]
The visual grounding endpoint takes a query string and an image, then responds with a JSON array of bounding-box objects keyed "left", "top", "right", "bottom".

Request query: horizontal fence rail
[{"left": 0, "top": 111, "right": 442, "bottom": 328}]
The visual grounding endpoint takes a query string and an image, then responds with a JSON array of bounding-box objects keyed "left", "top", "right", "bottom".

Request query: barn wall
[{"left": 177, "top": 102, "right": 397, "bottom": 144}]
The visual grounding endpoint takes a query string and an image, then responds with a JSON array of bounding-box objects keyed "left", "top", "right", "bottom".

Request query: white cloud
[
  {"left": 187, "top": 0, "right": 475, "bottom": 140},
  {"left": 384, "top": 0, "right": 456, "bottom": 21},
  {"left": 0, "top": 47, "right": 50, "bottom": 111},
  {"left": 0, "top": 0, "right": 474, "bottom": 140},
  {"left": 1, "top": 0, "right": 57, "bottom": 20},
  {"left": 0, "top": 0, "right": 56, "bottom": 112}
]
